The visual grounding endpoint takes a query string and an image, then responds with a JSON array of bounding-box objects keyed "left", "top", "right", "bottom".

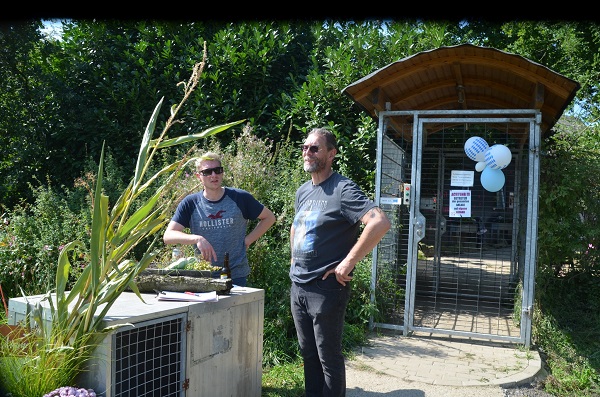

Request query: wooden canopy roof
[{"left": 342, "top": 44, "right": 580, "bottom": 140}]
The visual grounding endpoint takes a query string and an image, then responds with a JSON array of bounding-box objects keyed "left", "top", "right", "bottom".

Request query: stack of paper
[{"left": 157, "top": 290, "right": 218, "bottom": 302}]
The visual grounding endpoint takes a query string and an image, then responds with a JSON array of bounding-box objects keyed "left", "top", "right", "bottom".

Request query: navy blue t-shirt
[{"left": 172, "top": 187, "right": 264, "bottom": 279}]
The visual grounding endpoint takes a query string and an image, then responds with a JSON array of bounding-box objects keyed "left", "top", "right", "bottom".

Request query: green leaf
[
  {"left": 55, "top": 241, "right": 82, "bottom": 304},
  {"left": 90, "top": 144, "right": 107, "bottom": 283},
  {"left": 114, "top": 189, "right": 163, "bottom": 242},
  {"left": 134, "top": 97, "right": 164, "bottom": 187},
  {"left": 150, "top": 119, "right": 246, "bottom": 149}
]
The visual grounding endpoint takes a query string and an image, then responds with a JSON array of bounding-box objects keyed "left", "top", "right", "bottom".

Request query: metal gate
[{"left": 371, "top": 109, "right": 540, "bottom": 347}]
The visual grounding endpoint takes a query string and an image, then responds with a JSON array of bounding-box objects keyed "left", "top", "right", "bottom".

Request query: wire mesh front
[
  {"left": 376, "top": 134, "right": 411, "bottom": 328},
  {"left": 113, "top": 314, "right": 186, "bottom": 397},
  {"left": 375, "top": 115, "right": 533, "bottom": 343}
]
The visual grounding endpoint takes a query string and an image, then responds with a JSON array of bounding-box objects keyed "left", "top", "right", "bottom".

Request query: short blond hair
[{"left": 195, "top": 151, "right": 222, "bottom": 171}]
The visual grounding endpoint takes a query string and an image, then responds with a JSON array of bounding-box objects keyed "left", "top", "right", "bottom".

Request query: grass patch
[{"left": 261, "top": 360, "right": 305, "bottom": 397}]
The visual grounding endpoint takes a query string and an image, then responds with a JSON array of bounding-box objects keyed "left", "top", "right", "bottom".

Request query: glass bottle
[
  {"left": 172, "top": 248, "right": 183, "bottom": 260},
  {"left": 220, "top": 252, "right": 231, "bottom": 279}
]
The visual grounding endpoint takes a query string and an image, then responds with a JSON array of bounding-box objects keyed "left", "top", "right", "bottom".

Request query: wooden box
[{"left": 8, "top": 287, "right": 264, "bottom": 397}]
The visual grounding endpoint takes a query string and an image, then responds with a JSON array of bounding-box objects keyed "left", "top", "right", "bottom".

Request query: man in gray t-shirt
[
  {"left": 290, "top": 128, "right": 390, "bottom": 397},
  {"left": 291, "top": 173, "right": 375, "bottom": 283}
]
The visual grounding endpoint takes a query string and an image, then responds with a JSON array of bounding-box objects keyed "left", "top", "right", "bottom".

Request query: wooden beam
[
  {"left": 532, "top": 82, "right": 545, "bottom": 109},
  {"left": 453, "top": 62, "right": 467, "bottom": 110}
]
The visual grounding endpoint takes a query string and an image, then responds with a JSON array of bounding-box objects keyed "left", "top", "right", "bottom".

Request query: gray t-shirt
[
  {"left": 290, "top": 172, "right": 376, "bottom": 283},
  {"left": 171, "top": 187, "right": 264, "bottom": 279}
]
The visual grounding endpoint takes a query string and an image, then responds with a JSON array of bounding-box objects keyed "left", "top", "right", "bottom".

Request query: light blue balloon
[{"left": 480, "top": 167, "right": 505, "bottom": 192}]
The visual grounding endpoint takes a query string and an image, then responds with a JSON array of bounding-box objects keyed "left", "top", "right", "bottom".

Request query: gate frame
[{"left": 372, "top": 108, "right": 542, "bottom": 348}]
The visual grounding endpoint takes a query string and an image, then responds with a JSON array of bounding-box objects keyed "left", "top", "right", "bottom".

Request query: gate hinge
[{"left": 183, "top": 378, "right": 189, "bottom": 391}]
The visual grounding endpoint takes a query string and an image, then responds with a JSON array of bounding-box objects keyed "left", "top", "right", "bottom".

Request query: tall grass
[
  {"left": 0, "top": 327, "right": 94, "bottom": 397},
  {"left": 533, "top": 273, "right": 600, "bottom": 396}
]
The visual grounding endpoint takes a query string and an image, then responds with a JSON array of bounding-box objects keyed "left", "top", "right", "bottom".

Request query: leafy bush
[
  {"left": 538, "top": 119, "right": 600, "bottom": 277},
  {"left": 0, "top": 183, "right": 90, "bottom": 299},
  {"left": 533, "top": 118, "right": 600, "bottom": 396}
]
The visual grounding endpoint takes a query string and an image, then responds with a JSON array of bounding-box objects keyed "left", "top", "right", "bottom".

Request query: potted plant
[{"left": 0, "top": 42, "right": 244, "bottom": 397}]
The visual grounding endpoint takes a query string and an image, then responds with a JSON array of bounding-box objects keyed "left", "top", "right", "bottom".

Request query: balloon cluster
[{"left": 464, "top": 136, "right": 511, "bottom": 192}]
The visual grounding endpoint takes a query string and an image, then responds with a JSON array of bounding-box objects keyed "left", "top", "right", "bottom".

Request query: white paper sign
[
  {"left": 451, "top": 170, "right": 474, "bottom": 187},
  {"left": 449, "top": 190, "right": 472, "bottom": 218}
]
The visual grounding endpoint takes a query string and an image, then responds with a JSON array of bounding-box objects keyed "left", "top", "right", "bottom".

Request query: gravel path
[{"left": 502, "top": 381, "right": 557, "bottom": 397}]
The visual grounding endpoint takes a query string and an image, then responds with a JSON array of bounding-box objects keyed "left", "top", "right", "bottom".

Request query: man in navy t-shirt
[{"left": 164, "top": 151, "right": 276, "bottom": 287}]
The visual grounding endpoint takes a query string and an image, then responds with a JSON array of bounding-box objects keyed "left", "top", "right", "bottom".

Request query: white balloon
[
  {"left": 480, "top": 167, "right": 505, "bottom": 192},
  {"left": 464, "top": 136, "right": 489, "bottom": 162},
  {"left": 484, "top": 144, "right": 512, "bottom": 170},
  {"left": 475, "top": 161, "right": 487, "bottom": 172}
]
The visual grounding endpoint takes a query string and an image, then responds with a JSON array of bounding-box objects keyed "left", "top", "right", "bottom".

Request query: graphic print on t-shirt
[
  {"left": 293, "top": 210, "right": 318, "bottom": 257},
  {"left": 294, "top": 190, "right": 333, "bottom": 260},
  {"left": 208, "top": 210, "right": 226, "bottom": 219}
]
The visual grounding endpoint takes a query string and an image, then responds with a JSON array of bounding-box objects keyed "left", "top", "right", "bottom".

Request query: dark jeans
[
  {"left": 232, "top": 277, "right": 247, "bottom": 287},
  {"left": 291, "top": 275, "right": 351, "bottom": 397}
]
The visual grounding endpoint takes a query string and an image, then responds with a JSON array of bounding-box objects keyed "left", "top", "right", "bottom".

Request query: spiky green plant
[
  {"left": 0, "top": 326, "right": 91, "bottom": 397},
  {"left": 0, "top": 42, "right": 245, "bottom": 397}
]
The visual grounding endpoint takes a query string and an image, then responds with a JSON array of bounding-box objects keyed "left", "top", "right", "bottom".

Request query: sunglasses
[
  {"left": 301, "top": 145, "right": 321, "bottom": 153},
  {"left": 199, "top": 166, "right": 224, "bottom": 176}
]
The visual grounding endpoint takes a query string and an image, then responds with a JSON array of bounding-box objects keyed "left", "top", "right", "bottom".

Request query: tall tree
[
  {"left": 2, "top": 19, "right": 600, "bottom": 208},
  {"left": 0, "top": 20, "right": 59, "bottom": 208}
]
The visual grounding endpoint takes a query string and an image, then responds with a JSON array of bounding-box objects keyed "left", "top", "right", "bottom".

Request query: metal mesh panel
[
  {"left": 113, "top": 314, "right": 186, "bottom": 397},
  {"left": 376, "top": 133, "right": 412, "bottom": 328},
  {"left": 413, "top": 123, "right": 523, "bottom": 338},
  {"left": 375, "top": 116, "right": 532, "bottom": 343}
]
